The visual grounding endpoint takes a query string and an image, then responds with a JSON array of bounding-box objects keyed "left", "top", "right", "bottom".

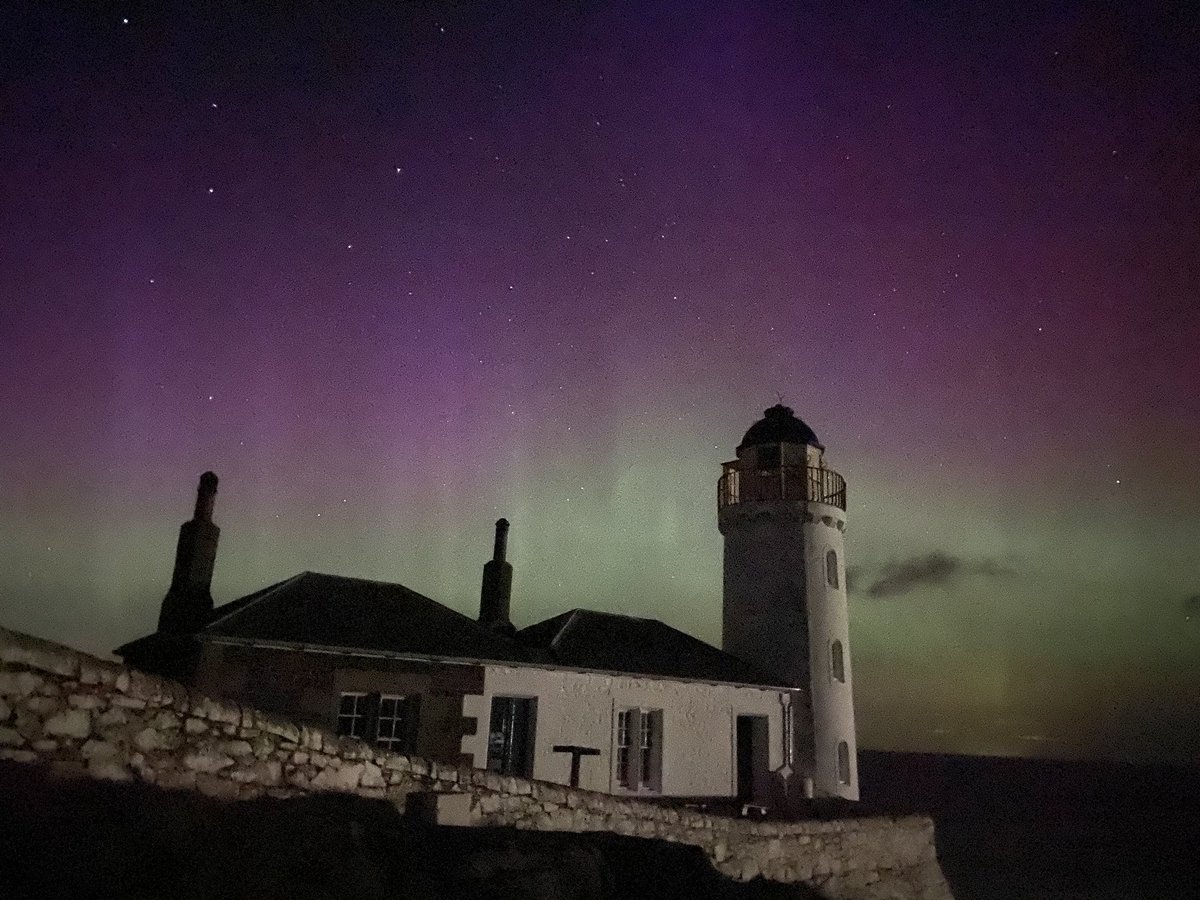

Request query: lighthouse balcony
[{"left": 718, "top": 463, "right": 847, "bottom": 511}]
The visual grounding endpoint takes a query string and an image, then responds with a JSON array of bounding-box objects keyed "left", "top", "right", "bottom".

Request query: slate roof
[
  {"left": 517, "top": 608, "right": 786, "bottom": 687},
  {"left": 119, "top": 572, "right": 790, "bottom": 688},
  {"left": 118, "top": 572, "right": 539, "bottom": 665}
]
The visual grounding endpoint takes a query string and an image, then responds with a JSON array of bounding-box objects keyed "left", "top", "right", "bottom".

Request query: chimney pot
[
  {"left": 480, "top": 518, "right": 514, "bottom": 631},
  {"left": 493, "top": 518, "right": 510, "bottom": 562},
  {"left": 194, "top": 471, "right": 218, "bottom": 522}
]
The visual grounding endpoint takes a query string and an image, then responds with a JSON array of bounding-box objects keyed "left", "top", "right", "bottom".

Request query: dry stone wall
[{"left": 0, "top": 627, "right": 952, "bottom": 900}]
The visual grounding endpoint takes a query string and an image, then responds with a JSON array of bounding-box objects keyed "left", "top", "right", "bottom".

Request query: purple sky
[{"left": 2, "top": 2, "right": 1197, "bottom": 763}]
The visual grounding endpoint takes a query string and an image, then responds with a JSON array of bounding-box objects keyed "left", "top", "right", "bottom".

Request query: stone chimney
[
  {"left": 158, "top": 471, "right": 220, "bottom": 634},
  {"left": 479, "top": 518, "right": 514, "bottom": 631}
]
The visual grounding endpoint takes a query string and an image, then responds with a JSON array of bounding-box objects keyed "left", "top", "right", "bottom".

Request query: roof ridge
[
  {"left": 549, "top": 609, "right": 583, "bottom": 653},
  {"left": 203, "top": 572, "right": 308, "bottom": 630}
]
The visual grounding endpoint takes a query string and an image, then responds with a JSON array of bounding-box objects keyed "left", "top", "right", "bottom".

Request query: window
[
  {"left": 837, "top": 740, "right": 852, "bottom": 786},
  {"left": 826, "top": 549, "right": 839, "bottom": 588},
  {"left": 616, "top": 709, "right": 632, "bottom": 786},
  {"left": 615, "top": 707, "right": 662, "bottom": 792},
  {"left": 337, "top": 691, "right": 420, "bottom": 752},
  {"left": 336, "top": 692, "right": 369, "bottom": 738},
  {"left": 376, "top": 694, "right": 411, "bottom": 751},
  {"left": 831, "top": 640, "right": 845, "bottom": 683}
]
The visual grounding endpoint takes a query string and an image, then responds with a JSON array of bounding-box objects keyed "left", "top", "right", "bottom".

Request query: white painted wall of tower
[{"left": 802, "top": 501, "right": 858, "bottom": 800}]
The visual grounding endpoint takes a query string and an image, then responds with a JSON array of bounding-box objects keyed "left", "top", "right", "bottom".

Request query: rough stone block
[
  {"left": 257, "top": 759, "right": 283, "bottom": 786},
  {"left": 250, "top": 733, "right": 274, "bottom": 759},
  {"left": 110, "top": 695, "right": 147, "bottom": 710},
  {"left": 95, "top": 708, "right": 128, "bottom": 728},
  {"left": 360, "top": 762, "right": 385, "bottom": 789},
  {"left": 0, "top": 726, "right": 25, "bottom": 747},
  {"left": 67, "top": 693, "right": 105, "bottom": 710},
  {"left": 223, "top": 739, "right": 254, "bottom": 757},
  {"left": 14, "top": 712, "right": 42, "bottom": 741},
  {"left": 0, "top": 631, "right": 79, "bottom": 677},
  {"left": 257, "top": 715, "right": 301, "bottom": 744},
  {"left": 0, "top": 671, "right": 44, "bottom": 698},
  {"left": 207, "top": 699, "right": 243, "bottom": 726},
  {"left": 31, "top": 739, "right": 58, "bottom": 752},
  {"left": 78, "top": 657, "right": 118, "bottom": 687},
  {"left": 125, "top": 670, "right": 165, "bottom": 704},
  {"left": 195, "top": 773, "right": 240, "bottom": 801},
  {"left": 149, "top": 710, "right": 182, "bottom": 730},
  {"left": 300, "top": 726, "right": 324, "bottom": 752},
  {"left": 380, "top": 752, "right": 408, "bottom": 772},
  {"left": 738, "top": 859, "right": 760, "bottom": 882},
  {"left": 0, "top": 748, "right": 37, "bottom": 763},
  {"left": 43, "top": 709, "right": 90, "bottom": 739},
  {"left": 81, "top": 739, "right": 119, "bottom": 759},
  {"left": 87, "top": 758, "right": 134, "bottom": 782},
  {"left": 25, "top": 695, "right": 63, "bottom": 717},
  {"left": 183, "top": 717, "right": 208, "bottom": 735},
  {"left": 135, "top": 727, "right": 181, "bottom": 753},
  {"left": 311, "top": 762, "right": 363, "bottom": 793},
  {"left": 182, "top": 746, "right": 235, "bottom": 774}
]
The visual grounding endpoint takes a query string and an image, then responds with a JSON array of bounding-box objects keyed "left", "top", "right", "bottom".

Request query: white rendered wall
[
  {"left": 802, "top": 502, "right": 858, "bottom": 801},
  {"left": 461, "top": 665, "right": 793, "bottom": 799},
  {"left": 719, "top": 495, "right": 858, "bottom": 801}
]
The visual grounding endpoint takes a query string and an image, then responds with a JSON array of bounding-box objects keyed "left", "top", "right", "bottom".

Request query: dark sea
[{"left": 857, "top": 751, "right": 1200, "bottom": 900}]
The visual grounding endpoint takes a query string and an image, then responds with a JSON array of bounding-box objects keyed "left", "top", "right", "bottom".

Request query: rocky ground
[{"left": 0, "top": 761, "right": 816, "bottom": 900}]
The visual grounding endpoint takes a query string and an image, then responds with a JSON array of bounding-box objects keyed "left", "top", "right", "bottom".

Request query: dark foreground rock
[{"left": 0, "top": 761, "right": 817, "bottom": 900}]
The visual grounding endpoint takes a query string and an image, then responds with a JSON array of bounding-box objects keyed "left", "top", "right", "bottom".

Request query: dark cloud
[
  {"left": 866, "top": 552, "right": 1012, "bottom": 599},
  {"left": 845, "top": 566, "right": 861, "bottom": 592}
]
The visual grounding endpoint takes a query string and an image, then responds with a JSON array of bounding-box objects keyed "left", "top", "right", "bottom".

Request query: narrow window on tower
[
  {"left": 826, "top": 549, "right": 839, "bottom": 588},
  {"left": 831, "top": 640, "right": 845, "bottom": 683},
  {"left": 837, "top": 740, "right": 851, "bottom": 785}
]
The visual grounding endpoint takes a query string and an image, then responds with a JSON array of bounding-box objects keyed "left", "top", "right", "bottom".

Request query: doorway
[
  {"left": 487, "top": 696, "right": 536, "bottom": 777},
  {"left": 736, "top": 715, "right": 769, "bottom": 802}
]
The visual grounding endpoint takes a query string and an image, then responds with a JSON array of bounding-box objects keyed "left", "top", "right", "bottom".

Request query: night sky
[{"left": 2, "top": 2, "right": 1197, "bottom": 764}]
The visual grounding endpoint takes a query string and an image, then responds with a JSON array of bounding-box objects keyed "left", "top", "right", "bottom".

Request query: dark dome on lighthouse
[{"left": 737, "top": 404, "right": 822, "bottom": 451}]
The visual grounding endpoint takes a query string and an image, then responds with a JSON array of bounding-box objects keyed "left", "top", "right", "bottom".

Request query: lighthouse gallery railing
[{"left": 718, "top": 464, "right": 847, "bottom": 511}]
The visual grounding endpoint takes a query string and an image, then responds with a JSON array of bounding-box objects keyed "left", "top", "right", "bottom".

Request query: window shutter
[
  {"left": 649, "top": 709, "right": 664, "bottom": 792},
  {"left": 403, "top": 694, "right": 422, "bottom": 754}
]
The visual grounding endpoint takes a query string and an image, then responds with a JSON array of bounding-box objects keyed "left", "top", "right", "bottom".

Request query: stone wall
[{"left": 0, "top": 627, "right": 952, "bottom": 900}]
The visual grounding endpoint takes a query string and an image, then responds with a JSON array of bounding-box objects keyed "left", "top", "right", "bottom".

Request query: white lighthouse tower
[{"left": 718, "top": 404, "right": 858, "bottom": 800}]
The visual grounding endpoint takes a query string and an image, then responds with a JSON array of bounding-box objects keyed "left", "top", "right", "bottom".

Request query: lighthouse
[{"left": 717, "top": 404, "right": 858, "bottom": 800}]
